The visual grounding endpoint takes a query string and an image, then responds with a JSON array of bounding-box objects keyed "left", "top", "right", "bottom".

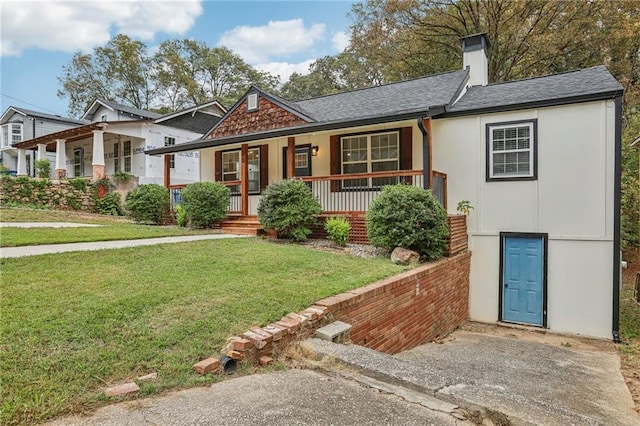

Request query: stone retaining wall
[
  {"left": 0, "top": 176, "right": 96, "bottom": 212},
  {"left": 218, "top": 251, "right": 471, "bottom": 365}
]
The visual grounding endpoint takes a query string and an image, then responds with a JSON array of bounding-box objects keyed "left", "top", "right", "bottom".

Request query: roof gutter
[
  {"left": 417, "top": 116, "right": 430, "bottom": 190},
  {"left": 145, "top": 109, "right": 442, "bottom": 156},
  {"left": 612, "top": 94, "right": 622, "bottom": 344}
]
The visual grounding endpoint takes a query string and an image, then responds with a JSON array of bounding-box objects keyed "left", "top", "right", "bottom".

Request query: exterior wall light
[{"left": 311, "top": 145, "right": 319, "bottom": 156}]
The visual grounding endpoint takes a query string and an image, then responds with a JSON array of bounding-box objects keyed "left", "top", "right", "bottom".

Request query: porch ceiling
[{"left": 12, "top": 119, "right": 150, "bottom": 150}]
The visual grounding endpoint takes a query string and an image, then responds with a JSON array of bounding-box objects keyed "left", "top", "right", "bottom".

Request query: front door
[
  {"left": 500, "top": 233, "right": 546, "bottom": 326},
  {"left": 282, "top": 145, "right": 312, "bottom": 179}
]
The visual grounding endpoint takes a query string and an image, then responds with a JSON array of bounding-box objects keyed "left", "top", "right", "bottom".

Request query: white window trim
[
  {"left": 123, "top": 140, "right": 132, "bottom": 173},
  {"left": 2, "top": 123, "right": 23, "bottom": 147},
  {"left": 341, "top": 130, "right": 400, "bottom": 189},
  {"left": 221, "top": 148, "right": 261, "bottom": 194},
  {"left": 487, "top": 120, "right": 537, "bottom": 181},
  {"left": 247, "top": 93, "right": 258, "bottom": 112},
  {"left": 164, "top": 137, "right": 176, "bottom": 169}
]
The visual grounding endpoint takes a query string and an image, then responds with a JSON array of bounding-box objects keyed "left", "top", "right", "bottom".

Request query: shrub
[
  {"left": 95, "top": 192, "right": 123, "bottom": 216},
  {"left": 68, "top": 177, "right": 87, "bottom": 192},
  {"left": 366, "top": 184, "right": 449, "bottom": 260},
  {"left": 174, "top": 204, "right": 188, "bottom": 227},
  {"left": 34, "top": 159, "right": 51, "bottom": 178},
  {"left": 325, "top": 216, "right": 351, "bottom": 247},
  {"left": 258, "top": 179, "right": 322, "bottom": 242},
  {"left": 65, "top": 194, "right": 81, "bottom": 210},
  {"left": 125, "top": 184, "right": 169, "bottom": 225},
  {"left": 180, "top": 182, "right": 230, "bottom": 228}
]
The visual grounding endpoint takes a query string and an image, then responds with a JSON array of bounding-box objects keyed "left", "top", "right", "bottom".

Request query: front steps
[{"left": 220, "top": 215, "right": 263, "bottom": 236}]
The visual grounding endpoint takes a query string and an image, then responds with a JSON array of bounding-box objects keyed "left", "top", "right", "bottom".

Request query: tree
[
  {"left": 58, "top": 34, "right": 153, "bottom": 117},
  {"left": 280, "top": 52, "right": 382, "bottom": 100},
  {"left": 348, "top": 0, "right": 611, "bottom": 84},
  {"left": 152, "top": 41, "right": 280, "bottom": 109}
]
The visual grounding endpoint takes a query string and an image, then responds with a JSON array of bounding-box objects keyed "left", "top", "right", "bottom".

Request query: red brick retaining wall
[
  {"left": 216, "top": 251, "right": 471, "bottom": 366},
  {"left": 315, "top": 251, "right": 471, "bottom": 354}
]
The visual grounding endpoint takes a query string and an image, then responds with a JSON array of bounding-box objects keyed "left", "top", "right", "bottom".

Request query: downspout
[
  {"left": 417, "top": 116, "right": 430, "bottom": 190},
  {"left": 612, "top": 95, "right": 622, "bottom": 344}
]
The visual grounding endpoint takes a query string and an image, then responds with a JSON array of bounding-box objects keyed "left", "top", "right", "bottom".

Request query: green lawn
[
  {"left": 0, "top": 208, "right": 213, "bottom": 247},
  {"left": 0, "top": 238, "right": 404, "bottom": 425}
]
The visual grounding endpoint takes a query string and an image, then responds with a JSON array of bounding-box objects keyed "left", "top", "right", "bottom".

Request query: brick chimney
[{"left": 460, "top": 33, "right": 490, "bottom": 87}]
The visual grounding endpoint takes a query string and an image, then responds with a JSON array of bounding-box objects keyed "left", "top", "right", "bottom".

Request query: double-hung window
[
  {"left": 487, "top": 120, "right": 537, "bottom": 180},
  {"left": 113, "top": 142, "right": 120, "bottom": 172},
  {"left": 123, "top": 140, "right": 132, "bottom": 173},
  {"left": 164, "top": 137, "right": 176, "bottom": 169},
  {"left": 73, "top": 147, "right": 84, "bottom": 177},
  {"left": 1, "top": 123, "right": 22, "bottom": 147},
  {"left": 341, "top": 130, "right": 399, "bottom": 189},
  {"left": 221, "top": 148, "right": 261, "bottom": 194}
]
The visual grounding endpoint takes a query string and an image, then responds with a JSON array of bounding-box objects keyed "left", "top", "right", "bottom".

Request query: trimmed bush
[
  {"left": 125, "top": 184, "right": 169, "bottom": 225},
  {"left": 34, "top": 159, "right": 51, "bottom": 178},
  {"left": 180, "top": 182, "right": 230, "bottom": 228},
  {"left": 366, "top": 184, "right": 449, "bottom": 260},
  {"left": 325, "top": 216, "right": 351, "bottom": 247},
  {"left": 95, "top": 192, "right": 123, "bottom": 216},
  {"left": 258, "top": 179, "right": 322, "bottom": 241},
  {"left": 175, "top": 204, "right": 188, "bottom": 227}
]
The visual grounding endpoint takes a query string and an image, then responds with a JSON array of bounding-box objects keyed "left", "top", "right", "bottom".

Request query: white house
[
  {"left": 0, "top": 107, "right": 85, "bottom": 177},
  {"left": 12, "top": 99, "right": 226, "bottom": 186},
  {"left": 148, "top": 34, "right": 623, "bottom": 341}
]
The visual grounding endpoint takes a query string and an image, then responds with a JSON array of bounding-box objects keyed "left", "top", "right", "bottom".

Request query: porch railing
[
  {"left": 169, "top": 170, "right": 447, "bottom": 215},
  {"left": 299, "top": 170, "right": 446, "bottom": 213}
]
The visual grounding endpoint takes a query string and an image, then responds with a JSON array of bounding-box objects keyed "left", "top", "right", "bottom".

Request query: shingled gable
[{"left": 206, "top": 87, "right": 315, "bottom": 139}]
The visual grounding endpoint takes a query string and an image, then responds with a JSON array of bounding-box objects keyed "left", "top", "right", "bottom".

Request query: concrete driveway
[
  {"left": 46, "top": 369, "right": 464, "bottom": 425},
  {"left": 306, "top": 327, "right": 640, "bottom": 425}
]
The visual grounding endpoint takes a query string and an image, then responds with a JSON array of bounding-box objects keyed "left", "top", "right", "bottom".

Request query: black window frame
[{"left": 486, "top": 119, "right": 538, "bottom": 182}]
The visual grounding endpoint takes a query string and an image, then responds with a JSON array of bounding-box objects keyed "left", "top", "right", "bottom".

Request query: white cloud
[
  {"left": 331, "top": 31, "right": 349, "bottom": 52},
  {"left": 255, "top": 59, "right": 315, "bottom": 82},
  {"left": 0, "top": 0, "right": 203, "bottom": 56},
  {"left": 218, "top": 19, "right": 325, "bottom": 64}
]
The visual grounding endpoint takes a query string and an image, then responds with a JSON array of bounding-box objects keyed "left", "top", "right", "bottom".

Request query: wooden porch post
[
  {"left": 163, "top": 154, "right": 170, "bottom": 188},
  {"left": 425, "top": 118, "right": 433, "bottom": 189},
  {"left": 287, "top": 137, "right": 295, "bottom": 178},
  {"left": 241, "top": 143, "right": 249, "bottom": 216}
]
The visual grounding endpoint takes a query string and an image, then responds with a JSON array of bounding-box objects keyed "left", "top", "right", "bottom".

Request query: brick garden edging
[{"left": 208, "top": 251, "right": 471, "bottom": 370}]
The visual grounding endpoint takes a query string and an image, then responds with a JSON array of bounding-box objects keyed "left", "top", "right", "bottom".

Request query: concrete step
[{"left": 301, "top": 338, "right": 528, "bottom": 426}]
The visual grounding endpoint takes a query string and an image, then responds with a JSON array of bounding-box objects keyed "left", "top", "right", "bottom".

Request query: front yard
[
  {"left": 0, "top": 238, "right": 404, "bottom": 425},
  {"left": 0, "top": 208, "right": 213, "bottom": 247}
]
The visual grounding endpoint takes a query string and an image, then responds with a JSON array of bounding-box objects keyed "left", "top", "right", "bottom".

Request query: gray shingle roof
[
  {"left": 7, "top": 107, "right": 86, "bottom": 125},
  {"left": 294, "top": 69, "right": 469, "bottom": 122},
  {"left": 449, "top": 66, "right": 622, "bottom": 113},
  {"left": 99, "top": 99, "right": 161, "bottom": 119}
]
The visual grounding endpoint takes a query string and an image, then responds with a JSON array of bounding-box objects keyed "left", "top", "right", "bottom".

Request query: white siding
[{"left": 434, "top": 100, "right": 615, "bottom": 338}]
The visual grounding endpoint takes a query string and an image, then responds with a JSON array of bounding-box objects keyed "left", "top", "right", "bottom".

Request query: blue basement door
[{"left": 502, "top": 236, "right": 544, "bottom": 326}]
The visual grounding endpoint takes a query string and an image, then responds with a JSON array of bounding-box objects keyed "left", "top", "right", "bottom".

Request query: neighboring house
[
  {"left": 12, "top": 99, "right": 226, "bottom": 185},
  {"left": 149, "top": 33, "right": 623, "bottom": 341},
  {"left": 0, "top": 107, "right": 85, "bottom": 177}
]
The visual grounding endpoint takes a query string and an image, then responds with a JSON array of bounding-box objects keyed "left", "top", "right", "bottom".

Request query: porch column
[
  {"left": 287, "top": 136, "right": 295, "bottom": 178},
  {"left": 163, "top": 154, "right": 171, "bottom": 188},
  {"left": 91, "top": 130, "right": 105, "bottom": 180},
  {"left": 16, "top": 149, "right": 27, "bottom": 176},
  {"left": 37, "top": 144, "right": 47, "bottom": 160},
  {"left": 241, "top": 143, "right": 249, "bottom": 216},
  {"left": 55, "top": 139, "right": 67, "bottom": 179}
]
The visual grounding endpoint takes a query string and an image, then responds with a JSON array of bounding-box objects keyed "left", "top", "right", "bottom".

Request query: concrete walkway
[
  {"left": 304, "top": 330, "right": 640, "bottom": 426},
  {"left": 47, "top": 369, "right": 465, "bottom": 426},
  {"left": 0, "top": 234, "right": 248, "bottom": 258},
  {"left": 0, "top": 222, "right": 102, "bottom": 228}
]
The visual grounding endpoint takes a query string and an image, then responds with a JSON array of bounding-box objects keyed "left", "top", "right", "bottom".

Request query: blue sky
[{"left": 0, "top": 0, "right": 355, "bottom": 117}]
